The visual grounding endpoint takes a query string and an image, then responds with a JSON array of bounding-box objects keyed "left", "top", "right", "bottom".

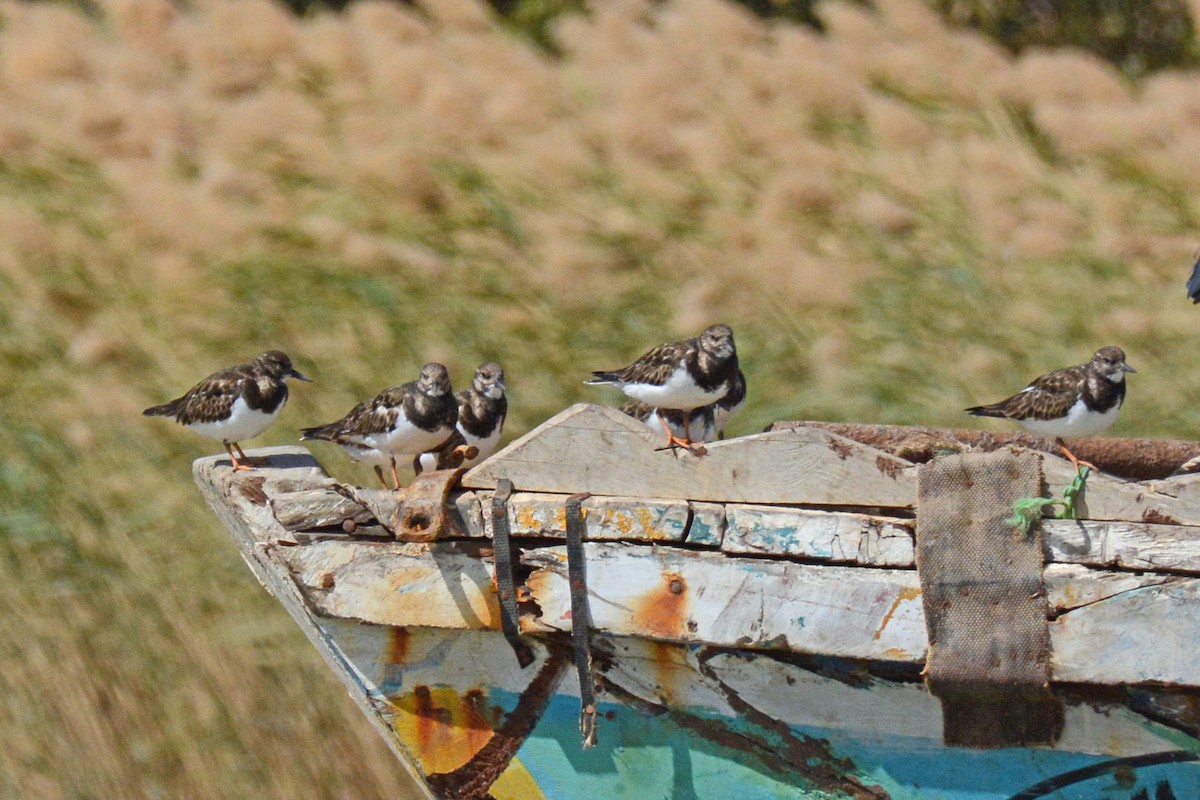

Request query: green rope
[{"left": 1006, "top": 466, "right": 1090, "bottom": 535}]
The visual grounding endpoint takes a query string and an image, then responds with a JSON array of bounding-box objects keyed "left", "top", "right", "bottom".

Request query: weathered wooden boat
[{"left": 195, "top": 403, "right": 1200, "bottom": 799}]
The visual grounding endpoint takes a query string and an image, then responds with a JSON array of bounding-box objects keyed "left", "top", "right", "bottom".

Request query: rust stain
[
  {"left": 392, "top": 684, "right": 504, "bottom": 775},
  {"left": 236, "top": 476, "right": 268, "bottom": 506},
  {"left": 1142, "top": 508, "right": 1179, "bottom": 525},
  {"left": 649, "top": 641, "right": 683, "bottom": 705},
  {"left": 875, "top": 455, "right": 902, "bottom": 479},
  {"left": 874, "top": 586, "right": 921, "bottom": 641},
  {"left": 828, "top": 439, "right": 853, "bottom": 460},
  {"left": 632, "top": 572, "right": 691, "bottom": 639},
  {"left": 388, "top": 627, "right": 411, "bottom": 665}
]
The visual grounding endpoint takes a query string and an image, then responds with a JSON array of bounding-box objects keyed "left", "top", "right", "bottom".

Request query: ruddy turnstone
[
  {"left": 587, "top": 324, "right": 739, "bottom": 449},
  {"left": 621, "top": 399, "right": 717, "bottom": 446},
  {"left": 300, "top": 363, "right": 457, "bottom": 490},
  {"left": 1187, "top": 252, "right": 1200, "bottom": 303},
  {"left": 965, "top": 346, "right": 1135, "bottom": 471},
  {"left": 143, "top": 350, "right": 311, "bottom": 471},
  {"left": 420, "top": 361, "right": 509, "bottom": 471},
  {"left": 714, "top": 368, "right": 746, "bottom": 440}
]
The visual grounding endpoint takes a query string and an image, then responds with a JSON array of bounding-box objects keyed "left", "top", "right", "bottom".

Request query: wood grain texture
[
  {"left": 522, "top": 541, "right": 928, "bottom": 662},
  {"left": 192, "top": 446, "right": 437, "bottom": 800},
  {"left": 723, "top": 504, "right": 913, "bottom": 566},
  {"left": 279, "top": 539, "right": 502, "bottom": 630},
  {"left": 1043, "top": 518, "right": 1200, "bottom": 574},
  {"left": 1050, "top": 578, "right": 1200, "bottom": 685},
  {"left": 462, "top": 404, "right": 916, "bottom": 507}
]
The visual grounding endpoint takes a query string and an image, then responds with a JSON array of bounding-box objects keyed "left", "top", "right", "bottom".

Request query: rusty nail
[
  {"left": 669, "top": 579, "right": 684, "bottom": 595},
  {"left": 320, "top": 572, "right": 335, "bottom": 589}
]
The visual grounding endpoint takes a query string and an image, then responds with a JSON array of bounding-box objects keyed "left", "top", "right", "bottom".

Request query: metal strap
[
  {"left": 565, "top": 492, "right": 597, "bottom": 749},
  {"left": 491, "top": 479, "right": 534, "bottom": 668}
]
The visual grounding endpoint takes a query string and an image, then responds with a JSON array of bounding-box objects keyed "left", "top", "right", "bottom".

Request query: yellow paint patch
[
  {"left": 874, "top": 586, "right": 921, "bottom": 640},
  {"left": 389, "top": 686, "right": 503, "bottom": 775},
  {"left": 490, "top": 756, "right": 548, "bottom": 800}
]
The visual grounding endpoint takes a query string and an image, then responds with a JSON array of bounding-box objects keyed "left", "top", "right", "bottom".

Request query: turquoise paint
[
  {"left": 492, "top": 691, "right": 1200, "bottom": 800},
  {"left": 685, "top": 504, "right": 725, "bottom": 547}
]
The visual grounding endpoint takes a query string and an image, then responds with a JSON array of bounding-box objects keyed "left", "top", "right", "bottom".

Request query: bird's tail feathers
[
  {"left": 299, "top": 423, "right": 338, "bottom": 441},
  {"left": 143, "top": 398, "right": 184, "bottom": 418},
  {"left": 584, "top": 371, "right": 617, "bottom": 385}
]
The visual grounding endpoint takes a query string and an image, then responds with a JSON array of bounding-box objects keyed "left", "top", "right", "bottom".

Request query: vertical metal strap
[
  {"left": 491, "top": 479, "right": 534, "bottom": 668},
  {"left": 565, "top": 492, "right": 597, "bottom": 749}
]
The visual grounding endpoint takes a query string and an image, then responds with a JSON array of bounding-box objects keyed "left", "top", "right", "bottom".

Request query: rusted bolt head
[
  {"left": 320, "top": 572, "right": 335, "bottom": 589},
  {"left": 342, "top": 519, "right": 357, "bottom": 534},
  {"left": 669, "top": 579, "right": 684, "bottom": 595}
]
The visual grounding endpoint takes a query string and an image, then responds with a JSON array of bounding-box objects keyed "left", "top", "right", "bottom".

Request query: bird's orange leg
[
  {"left": 225, "top": 442, "right": 253, "bottom": 471},
  {"left": 232, "top": 442, "right": 268, "bottom": 468},
  {"left": 1056, "top": 438, "right": 1097, "bottom": 475},
  {"left": 373, "top": 465, "right": 390, "bottom": 490},
  {"left": 389, "top": 457, "right": 401, "bottom": 491},
  {"left": 655, "top": 414, "right": 691, "bottom": 450}
]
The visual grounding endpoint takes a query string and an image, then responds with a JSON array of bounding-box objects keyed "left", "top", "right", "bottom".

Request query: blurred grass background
[{"left": 3, "top": 0, "right": 1200, "bottom": 796}]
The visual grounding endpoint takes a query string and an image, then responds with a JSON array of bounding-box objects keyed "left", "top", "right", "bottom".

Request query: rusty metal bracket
[
  {"left": 565, "top": 491, "right": 597, "bottom": 749},
  {"left": 491, "top": 479, "right": 535, "bottom": 668},
  {"left": 394, "top": 468, "right": 468, "bottom": 542}
]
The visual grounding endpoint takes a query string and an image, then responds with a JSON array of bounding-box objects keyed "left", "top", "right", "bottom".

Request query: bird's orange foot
[{"left": 1056, "top": 440, "right": 1096, "bottom": 476}]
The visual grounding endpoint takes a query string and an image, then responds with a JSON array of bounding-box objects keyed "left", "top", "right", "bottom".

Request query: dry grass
[{"left": 3, "top": 0, "right": 1200, "bottom": 796}]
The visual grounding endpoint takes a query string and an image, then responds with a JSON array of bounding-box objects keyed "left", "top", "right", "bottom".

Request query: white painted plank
[
  {"left": 192, "top": 447, "right": 438, "bottom": 800},
  {"left": 278, "top": 540, "right": 501, "bottom": 631},
  {"left": 522, "top": 542, "right": 927, "bottom": 662},
  {"left": 1050, "top": 578, "right": 1200, "bottom": 686},
  {"left": 701, "top": 652, "right": 1186, "bottom": 757},
  {"left": 499, "top": 492, "right": 692, "bottom": 542},
  {"left": 1043, "top": 518, "right": 1200, "bottom": 574},
  {"left": 463, "top": 404, "right": 916, "bottom": 508},
  {"left": 687, "top": 501, "right": 726, "bottom": 547},
  {"left": 723, "top": 504, "right": 913, "bottom": 566},
  {"left": 1044, "top": 457, "right": 1200, "bottom": 525},
  {"left": 1043, "top": 563, "right": 1183, "bottom": 613}
]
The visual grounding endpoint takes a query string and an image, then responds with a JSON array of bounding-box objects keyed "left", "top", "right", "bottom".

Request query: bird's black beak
[
  {"left": 1122, "top": 364, "right": 1137, "bottom": 373},
  {"left": 290, "top": 369, "right": 312, "bottom": 382}
]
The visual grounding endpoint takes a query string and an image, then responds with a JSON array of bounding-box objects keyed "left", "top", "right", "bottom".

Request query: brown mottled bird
[
  {"left": 965, "top": 346, "right": 1135, "bottom": 471},
  {"left": 587, "top": 324, "right": 739, "bottom": 450},
  {"left": 300, "top": 363, "right": 458, "bottom": 490},
  {"left": 143, "top": 351, "right": 311, "bottom": 471}
]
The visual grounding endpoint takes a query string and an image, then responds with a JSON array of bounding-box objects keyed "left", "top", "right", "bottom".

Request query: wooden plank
[
  {"left": 1042, "top": 457, "right": 1200, "bottom": 526},
  {"left": 686, "top": 501, "right": 725, "bottom": 547},
  {"left": 1043, "top": 564, "right": 1182, "bottom": 613},
  {"left": 521, "top": 541, "right": 928, "bottom": 662},
  {"left": 500, "top": 492, "right": 691, "bottom": 542},
  {"left": 462, "top": 403, "right": 916, "bottom": 508},
  {"left": 1043, "top": 518, "right": 1200, "bottom": 574},
  {"left": 699, "top": 652, "right": 1185, "bottom": 758},
  {"left": 723, "top": 504, "right": 913, "bottom": 566},
  {"left": 270, "top": 487, "right": 376, "bottom": 531},
  {"left": 777, "top": 420, "right": 1200, "bottom": 481},
  {"left": 277, "top": 540, "right": 502, "bottom": 631},
  {"left": 1050, "top": 578, "right": 1200, "bottom": 686},
  {"left": 192, "top": 446, "right": 437, "bottom": 800}
]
